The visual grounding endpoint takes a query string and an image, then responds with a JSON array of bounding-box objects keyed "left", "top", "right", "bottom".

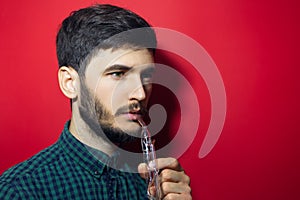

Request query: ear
[{"left": 58, "top": 66, "right": 79, "bottom": 99}]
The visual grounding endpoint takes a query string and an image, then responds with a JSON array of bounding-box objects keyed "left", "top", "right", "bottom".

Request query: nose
[{"left": 129, "top": 77, "right": 147, "bottom": 101}]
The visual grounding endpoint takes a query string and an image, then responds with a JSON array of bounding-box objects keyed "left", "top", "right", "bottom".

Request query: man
[{"left": 0, "top": 4, "right": 191, "bottom": 200}]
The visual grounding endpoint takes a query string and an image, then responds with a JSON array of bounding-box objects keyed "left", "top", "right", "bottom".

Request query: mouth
[
  {"left": 115, "top": 103, "right": 148, "bottom": 123},
  {"left": 126, "top": 112, "right": 143, "bottom": 121}
]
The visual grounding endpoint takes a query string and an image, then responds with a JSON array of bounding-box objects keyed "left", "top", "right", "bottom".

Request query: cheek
[{"left": 95, "top": 82, "right": 128, "bottom": 111}]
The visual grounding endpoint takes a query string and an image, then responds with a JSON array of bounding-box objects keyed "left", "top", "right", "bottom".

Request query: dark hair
[{"left": 56, "top": 4, "right": 157, "bottom": 74}]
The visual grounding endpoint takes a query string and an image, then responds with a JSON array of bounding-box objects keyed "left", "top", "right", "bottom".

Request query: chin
[
  {"left": 119, "top": 125, "right": 141, "bottom": 138},
  {"left": 99, "top": 122, "right": 138, "bottom": 144},
  {"left": 114, "top": 118, "right": 141, "bottom": 137}
]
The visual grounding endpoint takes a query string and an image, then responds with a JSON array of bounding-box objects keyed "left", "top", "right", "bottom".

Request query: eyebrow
[
  {"left": 103, "top": 64, "right": 155, "bottom": 74},
  {"left": 103, "top": 64, "right": 132, "bottom": 74}
]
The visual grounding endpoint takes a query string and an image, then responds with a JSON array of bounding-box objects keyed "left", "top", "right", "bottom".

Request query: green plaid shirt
[{"left": 0, "top": 121, "right": 147, "bottom": 199}]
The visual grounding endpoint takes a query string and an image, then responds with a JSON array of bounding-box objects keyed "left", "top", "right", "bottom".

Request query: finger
[
  {"left": 163, "top": 193, "right": 192, "bottom": 200},
  {"left": 161, "top": 182, "right": 191, "bottom": 197},
  {"left": 137, "top": 163, "right": 148, "bottom": 179},
  {"left": 138, "top": 157, "right": 185, "bottom": 179},
  {"left": 139, "top": 157, "right": 182, "bottom": 172},
  {"left": 148, "top": 185, "right": 156, "bottom": 196},
  {"left": 153, "top": 157, "right": 183, "bottom": 171},
  {"left": 160, "top": 169, "right": 190, "bottom": 184}
]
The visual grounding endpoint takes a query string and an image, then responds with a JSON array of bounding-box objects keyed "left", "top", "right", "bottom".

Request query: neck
[{"left": 69, "top": 116, "right": 117, "bottom": 156}]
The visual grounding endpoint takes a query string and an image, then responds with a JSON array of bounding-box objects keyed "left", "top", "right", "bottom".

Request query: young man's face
[{"left": 78, "top": 48, "right": 155, "bottom": 143}]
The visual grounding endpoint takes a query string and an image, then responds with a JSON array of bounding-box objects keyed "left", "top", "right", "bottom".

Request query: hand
[{"left": 138, "top": 157, "right": 192, "bottom": 200}]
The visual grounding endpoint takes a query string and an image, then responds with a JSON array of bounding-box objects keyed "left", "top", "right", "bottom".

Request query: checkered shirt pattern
[{"left": 0, "top": 121, "right": 147, "bottom": 199}]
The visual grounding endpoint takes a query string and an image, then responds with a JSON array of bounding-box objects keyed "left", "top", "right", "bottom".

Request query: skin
[{"left": 58, "top": 48, "right": 192, "bottom": 199}]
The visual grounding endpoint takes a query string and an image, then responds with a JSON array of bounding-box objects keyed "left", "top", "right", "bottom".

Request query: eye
[
  {"left": 141, "top": 72, "right": 153, "bottom": 84},
  {"left": 110, "top": 71, "right": 125, "bottom": 79}
]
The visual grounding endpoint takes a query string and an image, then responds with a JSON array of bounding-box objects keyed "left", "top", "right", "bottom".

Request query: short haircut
[{"left": 56, "top": 4, "right": 157, "bottom": 74}]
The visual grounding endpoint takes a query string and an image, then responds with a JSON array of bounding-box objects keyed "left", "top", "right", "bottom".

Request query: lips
[
  {"left": 126, "top": 112, "right": 142, "bottom": 121},
  {"left": 115, "top": 103, "right": 147, "bottom": 121}
]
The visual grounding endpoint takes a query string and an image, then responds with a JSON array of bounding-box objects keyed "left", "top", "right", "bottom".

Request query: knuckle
[
  {"left": 179, "top": 182, "right": 191, "bottom": 194},
  {"left": 160, "top": 169, "right": 172, "bottom": 181},
  {"left": 185, "top": 184, "right": 192, "bottom": 194},
  {"left": 170, "top": 157, "right": 179, "bottom": 168},
  {"left": 183, "top": 174, "right": 191, "bottom": 184}
]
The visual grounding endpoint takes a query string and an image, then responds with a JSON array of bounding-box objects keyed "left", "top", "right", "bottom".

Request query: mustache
[{"left": 115, "top": 103, "right": 148, "bottom": 116}]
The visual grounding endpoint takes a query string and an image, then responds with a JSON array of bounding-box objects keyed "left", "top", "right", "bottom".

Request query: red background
[{"left": 1, "top": 0, "right": 299, "bottom": 199}]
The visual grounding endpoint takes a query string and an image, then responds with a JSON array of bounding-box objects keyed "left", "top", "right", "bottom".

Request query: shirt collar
[
  {"left": 58, "top": 121, "right": 113, "bottom": 178},
  {"left": 59, "top": 121, "right": 141, "bottom": 176}
]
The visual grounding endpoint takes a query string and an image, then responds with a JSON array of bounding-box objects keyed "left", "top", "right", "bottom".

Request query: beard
[{"left": 77, "top": 81, "right": 141, "bottom": 144}]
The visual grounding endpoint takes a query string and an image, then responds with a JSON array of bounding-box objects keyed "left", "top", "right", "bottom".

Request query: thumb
[{"left": 138, "top": 163, "right": 148, "bottom": 179}]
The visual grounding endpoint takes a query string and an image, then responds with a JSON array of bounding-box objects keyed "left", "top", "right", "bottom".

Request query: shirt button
[{"left": 94, "top": 170, "right": 99, "bottom": 175}]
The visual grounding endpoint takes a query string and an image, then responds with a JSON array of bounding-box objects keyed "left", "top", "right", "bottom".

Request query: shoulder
[
  {"left": 0, "top": 142, "right": 63, "bottom": 196},
  {"left": 1, "top": 142, "right": 61, "bottom": 180},
  {"left": 0, "top": 181, "right": 21, "bottom": 200}
]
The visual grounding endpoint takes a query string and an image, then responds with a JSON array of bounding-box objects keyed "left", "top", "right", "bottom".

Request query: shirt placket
[{"left": 105, "top": 167, "right": 119, "bottom": 199}]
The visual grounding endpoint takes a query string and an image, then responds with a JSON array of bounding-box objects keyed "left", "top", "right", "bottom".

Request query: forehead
[{"left": 84, "top": 48, "right": 154, "bottom": 75}]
